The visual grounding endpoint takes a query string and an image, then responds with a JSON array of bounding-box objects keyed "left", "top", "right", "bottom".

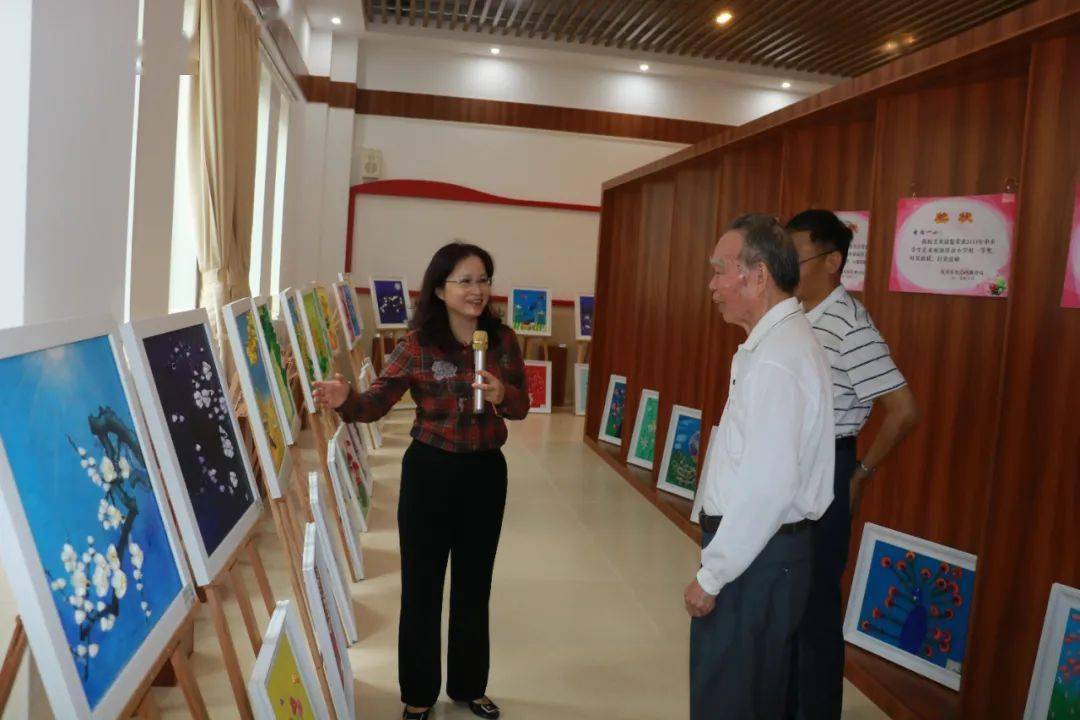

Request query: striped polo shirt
[{"left": 804, "top": 285, "right": 906, "bottom": 438}]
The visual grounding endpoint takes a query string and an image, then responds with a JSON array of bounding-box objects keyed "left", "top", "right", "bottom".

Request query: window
[{"left": 168, "top": 74, "right": 198, "bottom": 313}]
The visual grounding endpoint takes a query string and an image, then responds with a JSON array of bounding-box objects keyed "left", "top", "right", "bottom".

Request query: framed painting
[
  {"left": 0, "top": 316, "right": 195, "bottom": 718},
  {"left": 121, "top": 309, "right": 261, "bottom": 586},
  {"left": 341, "top": 424, "right": 374, "bottom": 500},
  {"left": 222, "top": 299, "right": 293, "bottom": 498},
  {"left": 524, "top": 360, "right": 552, "bottom": 414},
  {"left": 1025, "top": 583, "right": 1080, "bottom": 718},
  {"left": 656, "top": 405, "right": 702, "bottom": 500},
  {"left": 247, "top": 600, "right": 330, "bottom": 720},
  {"left": 369, "top": 277, "right": 411, "bottom": 330},
  {"left": 307, "top": 473, "right": 359, "bottom": 641},
  {"left": 573, "top": 363, "right": 589, "bottom": 416},
  {"left": 326, "top": 430, "right": 367, "bottom": 580},
  {"left": 253, "top": 296, "right": 300, "bottom": 445},
  {"left": 508, "top": 287, "right": 552, "bottom": 337},
  {"left": 312, "top": 284, "right": 340, "bottom": 355},
  {"left": 574, "top": 294, "right": 594, "bottom": 341},
  {"left": 843, "top": 523, "right": 977, "bottom": 690},
  {"left": 302, "top": 523, "right": 355, "bottom": 720},
  {"left": 332, "top": 281, "right": 364, "bottom": 350},
  {"left": 627, "top": 389, "right": 660, "bottom": 471},
  {"left": 279, "top": 288, "right": 317, "bottom": 414},
  {"left": 597, "top": 374, "right": 628, "bottom": 446},
  {"left": 300, "top": 288, "right": 333, "bottom": 382},
  {"left": 330, "top": 427, "right": 370, "bottom": 533}
]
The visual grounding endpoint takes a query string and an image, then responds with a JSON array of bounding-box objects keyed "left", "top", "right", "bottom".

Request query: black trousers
[
  {"left": 787, "top": 436, "right": 858, "bottom": 720},
  {"left": 690, "top": 525, "right": 813, "bottom": 720},
  {"left": 398, "top": 440, "right": 508, "bottom": 708}
]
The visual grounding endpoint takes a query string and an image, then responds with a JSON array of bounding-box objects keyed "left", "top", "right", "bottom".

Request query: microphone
[{"left": 472, "top": 330, "right": 488, "bottom": 414}]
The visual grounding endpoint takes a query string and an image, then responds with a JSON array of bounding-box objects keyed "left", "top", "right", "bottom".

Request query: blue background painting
[
  {"left": 856, "top": 538, "right": 975, "bottom": 675},
  {"left": 664, "top": 413, "right": 701, "bottom": 491},
  {"left": 373, "top": 280, "right": 408, "bottom": 325},
  {"left": 512, "top": 289, "right": 549, "bottom": 332},
  {"left": 603, "top": 380, "right": 626, "bottom": 439},
  {"left": 1049, "top": 605, "right": 1080, "bottom": 717},
  {"left": 339, "top": 285, "right": 363, "bottom": 339},
  {"left": 235, "top": 311, "right": 287, "bottom": 475},
  {"left": 578, "top": 295, "right": 594, "bottom": 337},
  {"left": 142, "top": 324, "right": 255, "bottom": 556},
  {"left": 0, "top": 335, "right": 183, "bottom": 709}
]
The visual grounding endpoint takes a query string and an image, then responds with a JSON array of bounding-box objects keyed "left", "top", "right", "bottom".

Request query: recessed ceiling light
[
  {"left": 903, "top": 34, "right": 916, "bottom": 45},
  {"left": 330, "top": 16, "right": 342, "bottom": 25},
  {"left": 883, "top": 40, "right": 899, "bottom": 52},
  {"left": 639, "top": 63, "right": 650, "bottom": 72},
  {"left": 716, "top": 11, "right": 733, "bottom": 25},
  {"left": 782, "top": 81, "right": 792, "bottom": 89},
  {"left": 490, "top": 47, "right": 501, "bottom": 55}
]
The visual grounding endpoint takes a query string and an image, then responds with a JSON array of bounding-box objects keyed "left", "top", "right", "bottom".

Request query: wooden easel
[
  {"left": 576, "top": 340, "right": 591, "bottom": 364},
  {"left": 522, "top": 336, "right": 550, "bottom": 361},
  {"left": 0, "top": 606, "right": 210, "bottom": 719}
]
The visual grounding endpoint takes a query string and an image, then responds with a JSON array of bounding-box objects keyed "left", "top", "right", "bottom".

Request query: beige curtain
[{"left": 190, "top": 0, "right": 260, "bottom": 355}]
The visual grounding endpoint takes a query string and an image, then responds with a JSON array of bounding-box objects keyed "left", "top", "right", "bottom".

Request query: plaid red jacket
[{"left": 336, "top": 326, "right": 530, "bottom": 453}]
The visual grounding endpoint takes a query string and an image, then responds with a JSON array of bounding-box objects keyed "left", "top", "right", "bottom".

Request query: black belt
[
  {"left": 836, "top": 436, "right": 857, "bottom": 450},
  {"left": 698, "top": 512, "right": 814, "bottom": 536}
]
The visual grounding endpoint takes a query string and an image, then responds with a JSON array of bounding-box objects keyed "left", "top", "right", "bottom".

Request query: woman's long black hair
[{"left": 410, "top": 242, "right": 505, "bottom": 353}]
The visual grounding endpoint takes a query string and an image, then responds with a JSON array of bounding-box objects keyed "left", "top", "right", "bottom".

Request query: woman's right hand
[{"left": 312, "top": 373, "right": 352, "bottom": 411}]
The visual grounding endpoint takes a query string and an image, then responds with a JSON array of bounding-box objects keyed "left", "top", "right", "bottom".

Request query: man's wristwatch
[{"left": 855, "top": 460, "right": 876, "bottom": 476}]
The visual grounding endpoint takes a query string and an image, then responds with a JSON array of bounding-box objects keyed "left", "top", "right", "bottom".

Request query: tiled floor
[{"left": 1, "top": 410, "right": 889, "bottom": 718}]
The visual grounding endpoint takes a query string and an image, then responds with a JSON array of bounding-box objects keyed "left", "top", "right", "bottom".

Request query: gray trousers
[{"left": 690, "top": 526, "right": 813, "bottom": 720}]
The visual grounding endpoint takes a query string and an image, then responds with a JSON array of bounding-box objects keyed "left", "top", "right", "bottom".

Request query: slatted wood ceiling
[{"left": 361, "top": 0, "right": 1034, "bottom": 77}]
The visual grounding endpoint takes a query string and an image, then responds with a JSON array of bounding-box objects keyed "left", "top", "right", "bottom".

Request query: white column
[
  {"left": 0, "top": 0, "right": 32, "bottom": 329},
  {"left": 318, "top": 34, "right": 359, "bottom": 283}
]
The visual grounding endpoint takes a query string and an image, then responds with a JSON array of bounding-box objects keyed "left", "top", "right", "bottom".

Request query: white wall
[
  {"left": 0, "top": 0, "right": 32, "bottom": 330},
  {"left": 351, "top": 115, "right": 682, "bottom": 298},
  {"left": 356, "top": 36, "right": 812, "bottom": 126}
]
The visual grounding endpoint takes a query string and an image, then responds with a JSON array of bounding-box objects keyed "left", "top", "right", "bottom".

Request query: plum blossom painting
[
  {"left": 509, "top": 287, "right": 552, "bottom": 337},
  {"left": 121, "top": 310, "right": 261, "bottom": 585},
  {"left": 247, "top": 600, "right": 329, "bottom": 720},
  {"left": 369, "top": 277, "right": 411, "bottom": 329},
  {"left": 223, "top": 300, "right": 292, "bottom": 498},
  {"left": 844, "top": 523, "right": 977, "bottom": 690},
  {"left": 1025, "top": 583, "right": 1080, "bottom": 719},
  {"left": 0, "top": 317, "right": 192, "bottom": 718}
]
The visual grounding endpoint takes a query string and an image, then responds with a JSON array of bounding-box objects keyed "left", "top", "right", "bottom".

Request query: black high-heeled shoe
[
  {"left": 402, "top": 707, "right": 431, "bottom": 720},
  {"left": 459, "top": 697, "right": 501, "bottom": 719}
]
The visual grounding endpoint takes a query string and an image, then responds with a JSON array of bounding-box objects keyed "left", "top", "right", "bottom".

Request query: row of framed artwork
[
  {"left": 361, "top": 274, "right": 596, "bottom": 340},
  {"left": 0, "top": 278, "right": 376, "bottom": 718},
  {"left": 588, "top": 371, "right": 1077, "bottom": 714}
]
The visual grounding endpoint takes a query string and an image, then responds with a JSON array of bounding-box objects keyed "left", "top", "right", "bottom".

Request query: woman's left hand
[{"left": 473, "top": 370, "right": 505, "bottom": 406}]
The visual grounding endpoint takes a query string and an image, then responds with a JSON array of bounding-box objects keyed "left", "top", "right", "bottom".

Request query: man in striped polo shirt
[{"left": 785, "top": 210, "right": 921, "bottom": 720}]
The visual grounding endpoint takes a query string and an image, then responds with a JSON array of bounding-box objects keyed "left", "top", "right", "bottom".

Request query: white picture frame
[
  {"left": 247, "top": 600, "right": 331, "bottom": 720},
  {"left": 597, "top": 374, "right": 628, "bottom": 446},
  {"left": 508, "top": 287, "right": 553, "bottom": 337},
  {"left": 523, "top": 360, "right": 552, "bottom": 414},
  {"left": 279, "top": 287, "right": 318, "bottom": 414},
  {"left": 121, "top": 309, "right": 263, "bottom": 585},
  {"left": 0, "top": 316, "right": 196, "bottom": 719},
  {"left": 252, "top": 296, "right": 301, "bottom": 445},
  {"left": 656, "top": 405, "right": 702, "bottom": 501},
  {"left": 302, "top": 524, "right": 355, "bottom": 720},
  {"left": 332, "top": 281, "right": 363, "bottom": 350},
  {"left": 843, "top": 523, "right": 978, "bottom": 691},
  {"left": 221, "top": 299, "right": 294, "bottom": 499},
  {"left": 330, "top": 426, "right": 370, "bottom": 533},
  {"left": 368, "top": 276, "right": 412, "bottom": 330},
  {"left": 1024, "top": 582, "right": 1080, "bottom": 718},
  {"left": 307, "top": 473, "right": 359, "bottom": 641},
  {"left": 573, "top": 363, "right": 589, "bottom": 416},
  {"left": 627, "top": 389, "right": 660, "bottom": 471},
  {"left": 574, "top": 294, "right": 594, "bottom": 341},
  {"left": 343, "top": 423, "right": 375, "bottom": 499}
]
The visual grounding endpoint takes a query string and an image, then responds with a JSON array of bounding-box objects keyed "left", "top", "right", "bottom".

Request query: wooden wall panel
[
  {"left": 853, "top": 75, "right": 1029, "bottom": 559},
  {"left": 779, "top": 117, "right": 877, "bottom": 218},
  {"left": 962, "top": 35, "right": 1080, "bottom": 717}
]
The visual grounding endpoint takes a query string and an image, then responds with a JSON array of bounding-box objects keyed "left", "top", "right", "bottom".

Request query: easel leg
[
  {"left": 227, "top": 565, "right": 262, "bottom": 655},
  {"left": 205, "top": 584, "right": 255, "bottom": 720},
  {"left": 168, "top": 638, "right": 210, "bottom": 720},
  {"left": 245, "top": 542, "right": 276, "bottom": 616},
  {"left": 0, "top": 618, "right": 27, "bottom": 714},
  {"left": 134, "top": 690, "right": 163, "bottom": 720}
]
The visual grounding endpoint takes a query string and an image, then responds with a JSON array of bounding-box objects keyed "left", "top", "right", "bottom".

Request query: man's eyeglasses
[
  {"left": 445, "top": 277, "right": 493, "bottom": 289},
  {"left": 799, "top": 251, "right": 833, "bottom": 265}
]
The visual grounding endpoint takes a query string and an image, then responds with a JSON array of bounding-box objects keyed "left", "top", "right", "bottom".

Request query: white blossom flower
[
  {"left": 96, "top": 601, "right": 106, "bottom": 612},
  {"left": 61, "top": 544, "right": 78, "bottom": 572},
  {"left": 220, "top": 433, "right": 235, "bottom": 459},
  {"left": 78, "top": 447, "right": 87, "bottom": 457},
  {"left": 76, "top": 645, "right": 87, "bottom": 657},
  {"left": 111, "top": 569, "right": 127, "bottom": 598},
  {"left": 129, "top": 542, "right": 144, "bottom": 569},
  {"left": 74, "top": 609, "right": 86, "bottom": 624},
  {"left": 88, "top": 644, "right": 99, "bottom": 658},
  {"left": 229, "top": 471, "right": 239, "bottom": 488},
  {"left": 201, "top": 361, "right": 213, "bottom": 380},
  {"left": 92, "top": 563, "right": 110, "bottom": 598},
  {"left": 106, "top": 545, "right": 120, "bottom": 571},
  {"left": 87, "top": 457, "right": 95, "bottom": 467},
  {"left": 140, "top": 601, "right": 148, "bottom": 611},
  {"left": 100, "top": 457, "right": 116, "bottom": 484},
  {"left": 136, "top": 583, "right": 144, "bottom": 592},
  {"left": 83, "top": 600, "right": 93, "bottom": 612},
  {"left": 105, "top": 505, "right": 124, "bottom": 530},
  {"left": 51, "top": 578, "right": 67, "bottom": 591},
  {"left": 118, "top": 456, "right": 130, "bottom": 479},
  {"left": 71, "top": 569, "right": 89, "bottom": 598},
  {"left": 100, "top": 615, "right": 115, "bottom": 632}
]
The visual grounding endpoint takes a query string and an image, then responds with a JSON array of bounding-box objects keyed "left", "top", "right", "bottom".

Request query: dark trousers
[
  {"left": 398, "top": 440, "right": 508, "bottom": 707},
  {"left": 690, "top": 525, "right": 813, "bottom": 720},
  {"left": 787, "top": 437, "right": 858, "bottom": 720}
]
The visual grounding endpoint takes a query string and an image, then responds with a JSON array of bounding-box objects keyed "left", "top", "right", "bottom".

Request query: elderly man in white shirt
[{"left": 684, "top": 214, "right": 835, "bottom": 720}]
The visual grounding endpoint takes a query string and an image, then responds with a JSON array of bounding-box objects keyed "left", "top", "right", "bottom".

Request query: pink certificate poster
[
  {"left": 889, "top": 193, "right": 1016, "bottom": 298},
  {"left": 1062, "top": 184, "right": 1080, "bottom": 308},
  {"left": 836, "top": 210, "right": 870, "bottom": 292}
]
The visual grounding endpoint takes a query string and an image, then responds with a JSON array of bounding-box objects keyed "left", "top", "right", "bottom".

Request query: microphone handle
[{"left": 473, "top": 349, "right": 486, "bottom": 413}]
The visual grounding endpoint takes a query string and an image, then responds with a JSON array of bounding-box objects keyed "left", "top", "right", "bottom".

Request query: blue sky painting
[
  {"left": 0, "top": 335, "right": 183, "bottom": 710},
  {"left": 512, "top": 288, "right": 550, "bottom": 333},
  {"left": 142, "top": 324, "right": 255, "bottom": 557},
  {"left": 373, "top": 279, "right": 409, "bottom": 325},
  {"left": 578, "top": 295, "right": 594, "bottom": 337}
]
